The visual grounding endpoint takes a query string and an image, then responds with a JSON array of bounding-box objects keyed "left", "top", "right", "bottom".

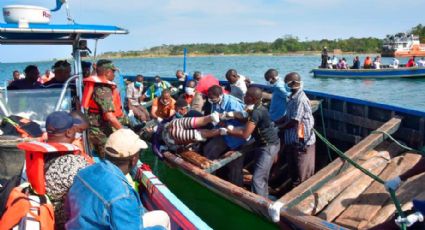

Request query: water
[
  {"left": 1, "top": 55, "right": 424, "bottom": 229},
  {"left": 1, "top": 55, "right": 424, "bottom": 111}
]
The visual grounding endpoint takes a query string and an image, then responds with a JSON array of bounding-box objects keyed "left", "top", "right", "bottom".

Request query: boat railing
[{"left": 54, "top": 74, "right": 80, "bottom": 111}]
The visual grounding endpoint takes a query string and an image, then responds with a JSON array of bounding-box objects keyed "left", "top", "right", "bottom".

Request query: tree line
[{"left": 102, "top": 24, "right": 424, "bottom": 57}]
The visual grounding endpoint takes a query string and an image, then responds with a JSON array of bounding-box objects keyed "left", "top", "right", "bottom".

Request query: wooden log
[
  {"left": 294, "top": 152, "right": 390, "bottom": 215},
  {"left": 163, "top": 151, "right": 348, "bottom": 230},
  {"left": 333, "top": 152, "right": 421, "bottom": 229},
  {"left": 278, "top": 117, "right": 402, "bottom": 208},
  {"left": 279, "top": 117, "right": 401, "bottom": 207},
  {"left": 179, "top": 150, "right": 212, "bottom": 169},
  {"left": 365, "top": 171, "right": 425, "bottom": 229}
]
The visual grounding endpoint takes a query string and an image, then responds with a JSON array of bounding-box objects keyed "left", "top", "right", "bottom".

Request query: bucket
[{"left": 0, "top": 136, "right": 28, "bottom": 180}]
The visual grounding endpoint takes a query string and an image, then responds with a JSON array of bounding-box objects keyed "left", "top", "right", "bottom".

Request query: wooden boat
[
  {"left": 0, "top": 7, "right": 211, "bottom": 229},
  {"left": 311, "top": 67, "right": 425, "bottom": 79},
  {"left": 134, "top": 76, "right": 425, "bottom": 229}
]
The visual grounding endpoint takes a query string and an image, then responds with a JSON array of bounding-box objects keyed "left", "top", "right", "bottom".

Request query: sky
[{"left": 0, "top": 0, "right": 424, "bottom": 62}]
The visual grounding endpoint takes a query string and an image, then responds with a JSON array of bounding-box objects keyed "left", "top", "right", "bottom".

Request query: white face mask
[
  {"left": 267, "top": 76, "right": 280, "bottom": 86},
  {"left": 185, "top": 87, "right": 195, "bottom": 95},
  {"left": 245, "top": 104, "right": 255, "bottom": 111},
  {"left": 208, "top": 95, "right": 223, "bottom": 105},
  {"left": 75, "top": 132, "right": 82, "bottom": 139}
]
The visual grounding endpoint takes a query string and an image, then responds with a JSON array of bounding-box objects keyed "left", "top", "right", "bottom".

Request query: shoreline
[{"left": 96, "top": 51, "right": 381, "bottom": 60}]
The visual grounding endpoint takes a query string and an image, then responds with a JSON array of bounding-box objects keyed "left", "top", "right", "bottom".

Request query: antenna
[
  {"left": 63, "top": 0, "right": 75, "bottom": 24},
  {"left": 51, "top": 0, "right": 74, "bottom": 24}
]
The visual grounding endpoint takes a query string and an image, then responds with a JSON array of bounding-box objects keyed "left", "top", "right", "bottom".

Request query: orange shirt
[
  {"left": 183, "top": 94, "right": 194, "bottom": 105},
  {"left": 152, "top": 97, "right": 176, "bottom": 119}
]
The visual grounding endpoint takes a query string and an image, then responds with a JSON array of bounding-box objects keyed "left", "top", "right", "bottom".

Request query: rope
[
  {"left": 371, "top": 130, "right": 425, "bottom": 155},
  {"left": 319, "top": 101, "right": 332, "bottom": 162},
  {"left": 313, "top": 129, "right": 407, "bottom": 230}
]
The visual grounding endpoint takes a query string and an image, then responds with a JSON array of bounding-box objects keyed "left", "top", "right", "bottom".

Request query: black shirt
[{"left": 248, "top": 105, "right": 280, "bottom": 146}]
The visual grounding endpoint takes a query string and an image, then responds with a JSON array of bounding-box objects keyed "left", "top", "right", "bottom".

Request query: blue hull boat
[{"left": 312, "top": 67, "right": 425, "bottom": 79}]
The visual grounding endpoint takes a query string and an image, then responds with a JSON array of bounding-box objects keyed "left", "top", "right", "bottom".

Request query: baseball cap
[
  {"left": 46, "top": 111, "right": 82, "bottom": 134},
  {"left": 96, "top": 59, "right": 117, "bottom": 71},
  {"left": 105, "top": 129, "right": 148, "bottom": 158}
]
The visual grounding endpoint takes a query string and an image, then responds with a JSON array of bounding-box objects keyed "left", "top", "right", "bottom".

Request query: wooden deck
[{"left": 289, "top": 151, "right": 424, "bottom": 229}]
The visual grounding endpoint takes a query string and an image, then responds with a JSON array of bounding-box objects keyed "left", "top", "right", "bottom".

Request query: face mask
[
  {"left": 161, "top": 99, "right": 169, "bottom": 106},
  {"left": 178, "top": 77, "right": 185, "bottom": 82},
  {"left": 75, "top": 132, "right": 82, "bottom": 139},
  {"left": 284, "top": 83, "right": 292, "bottom": 93},
  {"left": 208, "top": 95, "right": 223, "bottom": 105},
  {"left": 245, "top": 104, "right": 255, "bottom": 111},
  {"left": 267, "top": 76, "right": 280, "bottom": 86},
  {"left": 175, "top": 112, "right": 184, "bottom": 118},
  {"left": 185, "top": 87, "right": 195, "bottom": 95},
  {"left": 134, "top": 82, "right": 142, "bottom": 88}
]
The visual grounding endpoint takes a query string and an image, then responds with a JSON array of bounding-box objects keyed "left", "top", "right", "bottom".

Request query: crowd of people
[
  {"left": 320, "top": 47, "right": 425, "bottom": 70},
  {"left": 1, "top": 58, "right": 319, "bottom": 228},
  {"left": 2, "top": 56, "right": 425, "bottom": 229}
]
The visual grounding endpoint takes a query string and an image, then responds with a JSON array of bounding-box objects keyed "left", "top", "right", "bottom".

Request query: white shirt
[
  {"left": 417, "top": 59, "right": 425, "bottom": 67},
  {"left": 230, "top": 75, "right": 247, "bottom": 100},
  {"left": 374, "top": 61, "right": 381, "bottom": 69},
  {"left": 392, "top": 59, "right": 400, "bottom": 68}
]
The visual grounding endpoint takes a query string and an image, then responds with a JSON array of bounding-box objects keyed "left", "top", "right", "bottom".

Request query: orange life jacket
[
  {"left": 17, "top": 142, "right": 80, "bottom": 195},
  {"left": 81, "top": 75, "right": 124, "bottom": 119},
  {"left": 0, "top": 185, "right": 54, "bottom": 230}
]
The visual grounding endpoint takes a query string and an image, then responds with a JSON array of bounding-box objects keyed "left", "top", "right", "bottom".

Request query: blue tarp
[{"left": 0, "top": 23, "right": 128, "bottom": 43}]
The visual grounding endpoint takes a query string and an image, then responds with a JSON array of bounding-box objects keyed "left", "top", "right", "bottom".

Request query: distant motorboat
[
  {"left": 381, "top": 33, "right": 425, "bottom": 57},
  {"left": 311, "top": 67, "right": 425, "bottom": 79}
]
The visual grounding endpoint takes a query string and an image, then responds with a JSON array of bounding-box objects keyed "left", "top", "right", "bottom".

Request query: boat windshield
[{"left": 0, "top": 88, "right": 72, "bottom": 127}]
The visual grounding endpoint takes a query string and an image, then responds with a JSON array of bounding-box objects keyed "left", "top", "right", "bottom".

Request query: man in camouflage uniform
[{"left": 83, "top": 60, "right": 125, "bottom": 157}]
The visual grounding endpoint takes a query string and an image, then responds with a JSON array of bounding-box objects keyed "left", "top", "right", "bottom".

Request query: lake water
[
  {"left": 1, "top": 55, "right": 424, "bottom": 111},
  {"left": 1, "top": 55, "right": 424, "bottom": 229}
]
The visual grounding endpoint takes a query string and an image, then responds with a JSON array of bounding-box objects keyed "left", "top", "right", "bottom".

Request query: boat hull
[
  {"left": 312, "top": 67, "right": 425, "bottom": 79},
  {"left": 159, "top": 87, "right": 425, "bottom": 229}
]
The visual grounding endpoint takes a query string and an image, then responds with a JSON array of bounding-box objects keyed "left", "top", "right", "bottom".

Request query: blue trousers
[{"left": 249, "top": 142, "right": 280, "bottom": 198}]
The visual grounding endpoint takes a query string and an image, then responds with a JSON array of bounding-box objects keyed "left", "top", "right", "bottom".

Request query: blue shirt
[
  {"left": 144, "top": 81, "right": 172, "bottom": 99},
  {"left": 65, "top": 160, "right": 164, "bottom": 230},
  {"left": 269, "top": 81, "right": 289, "bottom": 121},
  {"left": 211, "top": 94, "right": 246, "bottom": 149}
]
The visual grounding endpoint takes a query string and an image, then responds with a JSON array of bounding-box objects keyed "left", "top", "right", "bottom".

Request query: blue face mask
[
  {"left": 175, "top": 112, "right": 184, "bottom": 118},
  {"left": 134, "top": 82, "right": 142, "bottom": 88},
  {"left": 284, "top": 83, "right": 292, "bottom": 95}
]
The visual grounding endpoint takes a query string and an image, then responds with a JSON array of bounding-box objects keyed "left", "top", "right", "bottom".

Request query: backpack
[
  {"left": 0, "top": 184, "right": 54, "bottom": 230},
  {"left": 0, "top": 115, "right": 42, "bottom": 138}
]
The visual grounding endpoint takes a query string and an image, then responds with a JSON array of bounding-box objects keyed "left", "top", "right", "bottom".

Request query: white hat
[{"left": 105, "top": 129, "right": 148, "bottom": 158}]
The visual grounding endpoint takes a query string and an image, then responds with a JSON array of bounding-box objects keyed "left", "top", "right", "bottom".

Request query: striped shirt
[{"left": 283, "top": 90, "right": 316, "bottom": 146}]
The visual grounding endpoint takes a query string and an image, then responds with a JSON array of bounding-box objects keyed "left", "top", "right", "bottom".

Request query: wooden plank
[
  {"left": 294, "top": 152, "right": 390, "bottom": 215},
  {"left": 278, "top": 117, "right": 402, "bottom": 208},
  {"left": 163, "top": 151, "right": 348, "bottom": 230},
  {"left": 321, "top": 152, "right": 420, "bottom": 224},
  {"left": 204, "top": 151, "right": 243, "bottom": 173},
  {"left": 334, "top": 153, "right": 421, "bottom": 229},
  {"left": 317, "top": 153, "right": 390, "bottom": 221},
  {"left": 323, "top": 108, "right": 383, "bottom": 130},
  {"left": 365, "top": 171, "right": 425, "bottom": 228},
  {"left": 325, "top": 129, "right": 363, "bottom": 144},
  {"left": 324, "top": 109, "right": 421, "bottom": 142}
]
